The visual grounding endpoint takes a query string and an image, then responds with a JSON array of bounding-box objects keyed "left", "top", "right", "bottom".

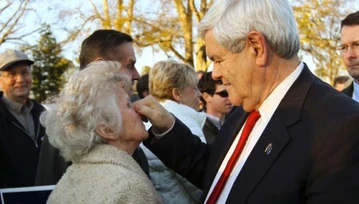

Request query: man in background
[
  {"left": 35, "top": 30, "right": 148, "bottom": 185},
  {"left": 198, "top": 71, "right": 232, "bottom": 144},
  {"left": 0, "top": 49, "right": 45, "bottom": 187},
  {"left": 339, "top": 11, "right": 359, "bottom": 102},
  {"left": 136, "top": 73, "right": 149, "bottom": 99}
]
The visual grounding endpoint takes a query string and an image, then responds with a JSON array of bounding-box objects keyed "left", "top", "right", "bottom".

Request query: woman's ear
[
  {"left": 95, "top": 124, "right": 117, "bottom": 140},
  {"left": 171, "top": 88, "right": 182, "bottom": 103}
]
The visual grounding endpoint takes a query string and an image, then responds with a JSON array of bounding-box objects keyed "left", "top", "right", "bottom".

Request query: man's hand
[{"left": 134, "top": 95, "right": 174, "bottom": 133}]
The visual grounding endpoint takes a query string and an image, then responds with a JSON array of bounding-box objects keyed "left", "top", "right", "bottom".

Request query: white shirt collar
[
  {"left": 258, "top": 62, "right": 304, "bottom": 123},
  {"left": 352, "top": 80, "right": 359, "bottom": 102}
]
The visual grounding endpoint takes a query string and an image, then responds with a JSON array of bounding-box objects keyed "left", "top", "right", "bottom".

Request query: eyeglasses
[
  {"left": 0, "top": 69, "right": 31, "bottom": 79},
  {"left": 214, "top": 90, "right": 229, "bottom": 98},
  {"left": 336, "top": 41, "right": 359, "bottom": 54}
]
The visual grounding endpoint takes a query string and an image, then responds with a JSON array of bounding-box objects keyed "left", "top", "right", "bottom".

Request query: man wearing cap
[{"left": 0, "top": 49, "right": 45, "bottom": 187}]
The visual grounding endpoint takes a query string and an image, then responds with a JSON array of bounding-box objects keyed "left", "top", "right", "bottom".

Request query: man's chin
[{"left": 14, "top": 92, "right": 30, "bottom": 99}]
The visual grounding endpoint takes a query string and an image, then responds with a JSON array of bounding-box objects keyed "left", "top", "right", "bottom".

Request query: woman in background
[
  {"left": 148, "top": 60, "right": 206, "bottom": 141},
  {"left": 141, "top": 60, "right": 205, "bottom": 204},
  {"left": 43, "top": 61, "right": 161, "bottom": 204}
]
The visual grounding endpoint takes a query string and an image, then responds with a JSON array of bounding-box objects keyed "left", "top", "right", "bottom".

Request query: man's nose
[
  {"left": 15, "top": 73, "right": 26, "bottom": 82},
  {"left": 132, "top": 68, "right": 140, "bottom": 81},
  {"left": 344, "top": 47, "right": 358, "bottom": 59},
  {"left": 212, "top": 65, "right": 221, "bottom": 80}
]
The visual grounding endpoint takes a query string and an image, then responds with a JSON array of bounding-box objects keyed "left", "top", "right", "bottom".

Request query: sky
[
  {"left": 1, "top": 0, "right": 359, "bottom": 76},
  {"left": 0, "top": 0, "right": 170, "bottom": 74}
]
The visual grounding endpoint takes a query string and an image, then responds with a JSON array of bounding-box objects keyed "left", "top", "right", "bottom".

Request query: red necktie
[{"left": 206, "top": 110, "right": 261, "bottom": 204}]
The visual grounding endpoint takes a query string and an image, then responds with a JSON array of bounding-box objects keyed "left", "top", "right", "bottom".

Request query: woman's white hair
[
  {"left": 198, "top": 0, "right": 300, "bottom": 59},
  {"left": 40, "top": 61, "right": 131, "bottom": 162}
]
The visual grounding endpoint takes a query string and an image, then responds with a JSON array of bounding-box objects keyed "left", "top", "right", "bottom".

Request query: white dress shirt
[
  {"left": 204, "top": 62, "right": 304, "bottom": 204},
  {"left": 352, "top": 80, "right": 359, "bottom": 103}
]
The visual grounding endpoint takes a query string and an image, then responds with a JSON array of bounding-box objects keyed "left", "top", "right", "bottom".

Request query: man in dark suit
[
  {"left": 134, "top": 0, "right": 359, "bottom": 203},
  {"left": 339, "top": 11, "right": 359, "bottom": 102}
]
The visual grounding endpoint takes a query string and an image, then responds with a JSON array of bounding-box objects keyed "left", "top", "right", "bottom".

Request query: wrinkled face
[
  {"left": 117, "top": 87, "right": 148, "bottom": 142},
  {"left": 180, "top": 86, "right": 202, "bottom": 111},
  {"left": 341, "top": 25, "right": 359, "bottom": 81},
  {"left": 111, "top": 42, "right": 140, "bottom": 83},
  {"left": 207, "top": 84, "right": 233, "bottom": 114},
  {"left": 0, "top": 63, "right": 32, "bottom": 104},
  {"left": 205, "top": 30, "right": 259, "bottom": 110}
]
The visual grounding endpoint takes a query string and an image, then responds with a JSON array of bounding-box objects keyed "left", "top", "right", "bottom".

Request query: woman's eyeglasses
[{"left": 214, "top": 90, "right": 229, "bottom": 98}]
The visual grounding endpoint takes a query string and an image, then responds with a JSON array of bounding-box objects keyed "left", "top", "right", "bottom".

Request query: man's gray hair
[{"left": 198, "top": 0, "right": 300, "bottom": 59}]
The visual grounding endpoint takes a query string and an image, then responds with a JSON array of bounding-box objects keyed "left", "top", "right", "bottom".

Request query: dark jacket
[
  {"left": 202, "top": 118, "right": 218, "bottom": 145},
  {"left": 0, "top": 92, "right": 45, "bottom": 188},
  {"left": 144, "top": 65, "right": 359, "bottom": 203},
  {"left": 342, "top": 82, "right": 353, "bottom": 97}
]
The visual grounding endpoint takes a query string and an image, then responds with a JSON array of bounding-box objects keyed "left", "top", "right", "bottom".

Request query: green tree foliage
[
  {"left": 293, "top": 0, "right": 354, "bottom": 84},
  {"left": 28, "top": 25, "right": 73, "bottom": 102}
]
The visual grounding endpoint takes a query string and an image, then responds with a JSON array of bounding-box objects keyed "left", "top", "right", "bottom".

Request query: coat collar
[
  {"left": 342, "top": 82, "right": 354, "bottom": 97},
  {"left": 78, "top": 144, "right": 145, "bottom": 175}
]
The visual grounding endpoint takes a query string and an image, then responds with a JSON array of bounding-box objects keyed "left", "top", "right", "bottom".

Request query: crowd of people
[{"left": 0, "top": 0, "right": 359, "bottom": 203}]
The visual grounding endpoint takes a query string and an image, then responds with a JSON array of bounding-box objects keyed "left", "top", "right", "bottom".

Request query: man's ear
[
  {"left": 202, "top": 92, "right": 212, "bottom": 104},
  {"left": 247, "top": 31, "right": 269, "bottom": 67},
  {"left": 95, "top": 124, "right": 117, "bottom": 140},
  {"left": 171, "top": 88, "right": 182, "bottom": 103}
]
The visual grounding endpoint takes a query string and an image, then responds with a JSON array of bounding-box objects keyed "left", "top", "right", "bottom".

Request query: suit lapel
[{"left": 225, "top": 64, "right": 316, "bottom": 203}]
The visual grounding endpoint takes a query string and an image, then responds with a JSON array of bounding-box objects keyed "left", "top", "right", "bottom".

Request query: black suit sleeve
[
  {"left": 144, "top": 117, "right": 210, "bottom": 189},
  {"left": 307, "top": 113, "right": 359, "bottom": 203}
]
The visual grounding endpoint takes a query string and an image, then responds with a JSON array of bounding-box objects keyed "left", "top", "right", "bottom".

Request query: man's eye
[
  {"left": 127, "top": 63, "right": 135, "bottom": 69},
  {"left": 338, "top": 45, "right": 347, "bottom": 51}
]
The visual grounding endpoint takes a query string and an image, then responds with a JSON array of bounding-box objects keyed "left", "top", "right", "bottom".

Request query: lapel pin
[{"left": 265, "top": 143, "right": 272, "bottom": 155}]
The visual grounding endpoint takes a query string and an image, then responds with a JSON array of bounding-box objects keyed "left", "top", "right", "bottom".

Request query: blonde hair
[{"left": 149, "top": 60, "right": 198, "bottom": 101}]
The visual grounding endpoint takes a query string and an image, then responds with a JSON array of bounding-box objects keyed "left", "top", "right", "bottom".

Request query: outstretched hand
[{"left": 134, "top": 95, "right": 174, "bottom": 133}]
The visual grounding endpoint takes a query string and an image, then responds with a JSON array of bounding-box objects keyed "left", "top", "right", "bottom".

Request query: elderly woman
[
  {"left": 42, "top": 61, "right": 161, "bottom": 203},
  {"left": 141, "top": 60, "right": 205, "bottom": 204}
]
